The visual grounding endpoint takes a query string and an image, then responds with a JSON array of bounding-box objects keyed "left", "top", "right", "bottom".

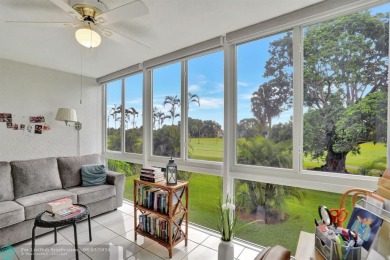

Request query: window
[
  {"left": 125, "top": 73, "right": 143, "bottom": 154},
  {"left": 236, "top": 31, "right": 293, "bottom": 169},
  {"left": 106, "top": 80, "right": 122, "bottom": 151},
  {"left": 107, "top": 159, "right": 141, "bottom": 201},
  {"left": 302, "top": 4, "right": 389, "bottom": 176},
  {"left": 103, "top": 3, "right": 389, "bottom": 251},
  {"left": 234, "top": 179, "right": 353, "bottom": 255},
  {"left": 152, "top": 62, "right": 182, "bottom": 158},
  {"left": 187, "top": 51, "right": 224, "bottom": 162},
  {"left": 186, "top": 172, "right": 222, "bottom": 229}
]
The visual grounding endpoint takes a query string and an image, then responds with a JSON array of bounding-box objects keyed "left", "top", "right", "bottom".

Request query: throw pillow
[{"left": 81, "top": 164, "right": 107, "bottom": 186}]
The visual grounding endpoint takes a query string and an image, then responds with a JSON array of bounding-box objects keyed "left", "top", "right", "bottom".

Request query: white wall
[{"left": 0, "top": 58, "right": 102, "bottom": 161}]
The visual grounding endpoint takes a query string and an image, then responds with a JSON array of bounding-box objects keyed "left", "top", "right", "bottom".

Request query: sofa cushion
[
  {"left": 81, "top": 164, "right": 107, "bottom": 186},
  {"left": 0, "top": 201, "right": 24, "bottom": 228},
  {"left": 11, "top": 157, "right": 62, "bottom": 199},
  {"left": 66, "top": 185, "right": 116, "bottom": 205},
  {"left": 57, "top": 154, "right": 101, "bottom": 188},
  {"left": 0, "top": 162, "right": 14, "bottom": 202},
  {"left": 15, "top": 190, "right": 77, "bottom": 220}
]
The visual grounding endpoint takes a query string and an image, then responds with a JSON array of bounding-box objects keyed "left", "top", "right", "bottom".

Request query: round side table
[{"left": 31, "top": 204, "right": 92, "bottom": 260}]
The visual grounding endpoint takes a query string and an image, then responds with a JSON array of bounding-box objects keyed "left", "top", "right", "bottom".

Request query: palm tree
[
  {"left": 109, "top": 104, "right": 119, "bottom": 129},
  {"left": 163, "top": 95, "right": 181, "bottom": 125},
  {"left": 152, "top": 107, "right": 158, "bottom": 129},
  {"left": 236, "top": 136, "right": 304, "bottom": 223},
  {"left": 188, "top": 92, "right": 200, "bottom": 106},
  {"left": 127, "top": 107, "right": 139, "bottom": 128}
]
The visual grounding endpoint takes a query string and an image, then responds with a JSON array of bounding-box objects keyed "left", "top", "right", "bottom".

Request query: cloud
[
  {"left": 198, "top": 97, "right": 223, "bottom": 109},
  {"left": 207, "top": 82, "right": 224, "bottom": 94},
  {"left": 126, "top": 98, "right": 142, "bottom": 105},
  {"left": 238, "top": 81, "right": 249, "bottom": 87},
  {"left": 189, "top": 84, "right": 201, "bottom": 92},
  {"left": 238, "top": 93, "right": 253, "bottom": 100}
]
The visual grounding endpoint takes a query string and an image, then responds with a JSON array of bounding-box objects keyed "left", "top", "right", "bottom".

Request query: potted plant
[{"left": 217, "top": 194, "right": 258, "bottom": 260}]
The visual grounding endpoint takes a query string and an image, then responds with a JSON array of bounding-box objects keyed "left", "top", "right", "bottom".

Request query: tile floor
[{"left": 5, "top": 201, "right": 266, "bottom": 260}]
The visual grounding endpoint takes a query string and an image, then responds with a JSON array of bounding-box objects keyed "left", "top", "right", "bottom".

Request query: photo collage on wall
[{"left": 0, "top": 113, "right": 51, "bottom": 135}]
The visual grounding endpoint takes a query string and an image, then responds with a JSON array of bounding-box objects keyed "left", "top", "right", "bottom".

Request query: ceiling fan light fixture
[{"left": 75, "top": 27, "right": 101, "bottom": 48}]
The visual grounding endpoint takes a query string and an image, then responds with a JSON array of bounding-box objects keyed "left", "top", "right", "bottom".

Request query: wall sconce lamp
[{"left": 55, "top": 108, "right": 82, "bottom": 130}]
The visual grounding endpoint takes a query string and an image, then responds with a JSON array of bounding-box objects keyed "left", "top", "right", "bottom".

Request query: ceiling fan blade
[
  {"left": 95, "top": 25, "right": 150, "bottom": 49},
  {"left": 50, "top": 0, "right": 83, "bottom": 21},
  {"left": 4, "top": 21, "right": 79, "bottom": 28},
  {"left": 95, "top": 0, "right": 149, "bottom": 25}
]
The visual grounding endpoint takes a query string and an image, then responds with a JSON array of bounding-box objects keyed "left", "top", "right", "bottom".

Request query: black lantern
[{"left": 166, "top": 157, "right": 177, "bottom": 186}]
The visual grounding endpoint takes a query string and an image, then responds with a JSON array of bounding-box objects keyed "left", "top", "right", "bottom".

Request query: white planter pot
[{"left": 218, "top": 239, "right": 234, "bottom": 260}]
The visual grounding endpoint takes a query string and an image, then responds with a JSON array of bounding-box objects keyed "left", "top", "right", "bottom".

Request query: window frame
[{"left": 102, "top": 0, "right": 388, "bottom": 198}]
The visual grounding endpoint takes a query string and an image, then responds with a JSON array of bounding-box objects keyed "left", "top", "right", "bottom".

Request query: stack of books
[
  {"left": 140, "top": 167, "right": 165, "bottom": 183},
  {"left": 46, "top": 198, "right": 81, "bottom": 219}
]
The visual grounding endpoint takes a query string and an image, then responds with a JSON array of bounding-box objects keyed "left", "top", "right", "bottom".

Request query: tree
[
  {"left": 201, "top": 120, "right": 221, "bottom": 138},
  {"left": 252, "top": 10, "right": 388, "bottom": 173},
  {"left": 188, "top": 92, "right": 200, "bottom": 106},
  {"left": 126, "top": 107, "right": 139, "bottom": 128},
  {"left": 237, "top": 118, "right": 262, "bottom": 139},
  {"left": 152, "top": 107, "right": 158, "bottom": 129},
  {"left": 251, "top": 32, "right": 293, "bottom": 137},
  {"left": 270, "top": 120, "right": 293, "bottom": 144},
  {"left": 153, "top": 125, "right": 180, "bottom": 157},
  {"left": 109, "top": 104, "right": 120, "bottom": 129},
  {"left": 163, "top": 95, "right": 181, "bottom": 125},
  {"left": 188, "top": 118, "right": 204, "bottom": 144},
  {"left": 236, "top": 137, "right": 304, "bottom": 222},
  {"left": 302, "top": 11, "right": 389, "bottom": 173}
]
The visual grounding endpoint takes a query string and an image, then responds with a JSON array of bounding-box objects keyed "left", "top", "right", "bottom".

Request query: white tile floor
[{"left": 6, "top": 201, "right": 265, "bottom": 260}]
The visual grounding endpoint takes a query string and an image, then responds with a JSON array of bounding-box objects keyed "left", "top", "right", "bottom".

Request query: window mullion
[
  {"left": 181, "top": 61, "right": 188, "bottom": 162},
  {"left": 293, "top": 26, "right": 303, "bottom": 173},
  {"left": 121, "top": 78, "right": 126, "bottom": 153}
]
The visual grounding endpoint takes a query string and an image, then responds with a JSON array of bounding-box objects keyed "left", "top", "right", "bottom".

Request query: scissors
[{"left": 329, "top": 208, "right": 348, "bottom": 227}]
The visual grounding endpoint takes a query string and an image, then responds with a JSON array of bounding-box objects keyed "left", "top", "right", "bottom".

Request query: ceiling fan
[{"left": 5, "top": 0, "right": 149, "bottom": 48}]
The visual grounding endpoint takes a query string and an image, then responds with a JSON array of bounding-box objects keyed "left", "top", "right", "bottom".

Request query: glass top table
[{"left": 31, "top": 204, "right": 92, "bottom": 260}]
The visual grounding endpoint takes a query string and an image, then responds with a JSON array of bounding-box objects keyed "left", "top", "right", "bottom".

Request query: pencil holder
[{"left": 315, "top": 227, "right": 361, "bottom": 260}]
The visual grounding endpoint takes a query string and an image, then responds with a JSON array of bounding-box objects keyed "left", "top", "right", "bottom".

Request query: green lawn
[
  {"left": 124, "top": 174, "right": 140, "bottom": 202},
  {"left": 123, "top": 171, "right": 352, "bottom": 255},
  {"left": 303, "top": 142, "right": 386, "bottom": 175},
  {"left": 188, "top": 138, "right": 386, "bottom": 174},
  {"left": 188, "top": 138, "right": 223, "bottom": 162},
  {"left": 120, "top": 138, "right": 382, "bottom": 255}
]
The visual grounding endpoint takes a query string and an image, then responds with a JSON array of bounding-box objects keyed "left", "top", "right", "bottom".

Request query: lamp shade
[
  {"left": 75, "top": 27, "right": 101, "bottom": 48},
  {"left": 55, "top": 108, "right": 77, "bottom": 124}
]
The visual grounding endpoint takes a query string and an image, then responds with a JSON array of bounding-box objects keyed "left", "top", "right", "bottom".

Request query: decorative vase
[{"left": 218, "top": 239, "right": 234, "bottom": 260}]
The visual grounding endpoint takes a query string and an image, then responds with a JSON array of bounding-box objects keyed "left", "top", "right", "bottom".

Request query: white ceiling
[{"left": 0, "top": 0, "right": 323, "bottom": 79}]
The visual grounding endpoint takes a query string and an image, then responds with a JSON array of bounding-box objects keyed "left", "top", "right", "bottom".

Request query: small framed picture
[
  {"left": 35, "top": 125, "right": 43, "bottom": 134},
  {"left": 30, "top": 116, "right": 45, "bottom": 123}
]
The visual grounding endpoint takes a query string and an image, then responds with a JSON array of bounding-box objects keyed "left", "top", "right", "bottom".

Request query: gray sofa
[{"left": 0, "top": 154, "right": 125, "bottom": 247}]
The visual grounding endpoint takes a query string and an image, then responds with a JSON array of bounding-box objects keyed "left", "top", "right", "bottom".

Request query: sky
[{"left": 106, "top": 3, "right": 388, "bottom": 130}]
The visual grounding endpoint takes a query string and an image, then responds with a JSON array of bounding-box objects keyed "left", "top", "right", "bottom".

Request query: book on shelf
[
  {"left": 141, "top": 171, "right": 165, "bottom": 178},
  {"left": 140, "top": 175, "right": 165, "bottom": 183},
  {"left": 137, "top": 185, "right": 184, "bottom": 214},
  {"left": 138, "top": 213, "right": 183, "bottom": 242},
  {"left": 141, "top": 167, "right": 162, "bottom": 173},
  {"left": 46, "top": 198, "right": 72, "bottom": 213}
]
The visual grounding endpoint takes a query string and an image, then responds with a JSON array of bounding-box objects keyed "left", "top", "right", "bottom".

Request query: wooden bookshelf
[{"left": 133, "top": 179, "right": 189, "bottom": 258}]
